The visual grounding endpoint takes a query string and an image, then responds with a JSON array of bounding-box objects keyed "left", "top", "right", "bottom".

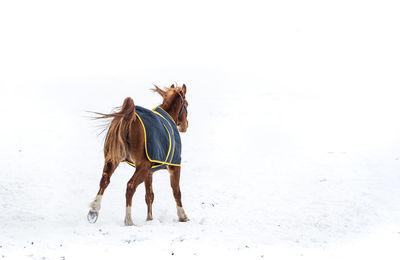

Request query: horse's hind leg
[
  {"left": 124, "top": 166, "right": 149, "bottom": 226},
  {"left": 88, "top": 161, "right": 118, "bottom": 223},
  {"left": 167, "top": 166, "right": 189, "bottom": 222},
  {"left": 144, "top": 173, "right": 154, "bottom": 221}
]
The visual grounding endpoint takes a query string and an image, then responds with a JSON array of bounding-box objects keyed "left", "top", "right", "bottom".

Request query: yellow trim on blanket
[
  {"left": 136, "top": 113, "right": 175, "bottom": 165},
  {"left": 122, "top": 160, "right": 163, "bottom": 169},
  {"left": 161, "top": 123, "right": 172, "bottom": 164},
  {"left": 152, "top": 109, "right": 177, "bottom": 164},
  {"left": 152, "top": 110, "right": 179, "bottom": 165}
]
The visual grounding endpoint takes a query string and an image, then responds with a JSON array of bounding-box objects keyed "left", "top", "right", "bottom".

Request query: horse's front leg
[
  {"left": 124, "top": 165, "right": 149, "bottom": 226},
  {"left": 167, "top": 165, "right": 189, "bottom": 222},
  {"left": 88, "top": 161, "right": 118, "bottom": 223}
]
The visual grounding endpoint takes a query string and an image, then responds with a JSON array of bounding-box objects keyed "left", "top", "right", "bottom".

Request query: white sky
[{"left": 1, "top": 0, "right": 399, "bottom": 92}]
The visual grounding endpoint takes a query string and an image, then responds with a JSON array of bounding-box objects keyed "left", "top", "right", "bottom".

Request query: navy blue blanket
[{"left": 124, "top": 106, "right": 181, "bottom": 171}]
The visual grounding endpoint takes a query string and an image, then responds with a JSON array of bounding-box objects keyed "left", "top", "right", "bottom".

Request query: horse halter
[{"left": 177, "top": 93, "right": 187, "bottom": 126}]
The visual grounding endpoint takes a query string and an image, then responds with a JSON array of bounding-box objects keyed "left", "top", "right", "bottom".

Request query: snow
[{"left": 1, "top": 0, "right": 400, "bottom": 259}]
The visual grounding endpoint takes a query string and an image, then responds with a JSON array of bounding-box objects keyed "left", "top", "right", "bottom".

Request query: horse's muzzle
[{"left": 178, "top": 121, "right": 188, "bottom": 133}]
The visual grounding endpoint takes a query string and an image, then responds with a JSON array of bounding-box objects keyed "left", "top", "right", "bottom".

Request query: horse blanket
[{"left": 119, "top": 106, "right": 182, "bottom": 171}]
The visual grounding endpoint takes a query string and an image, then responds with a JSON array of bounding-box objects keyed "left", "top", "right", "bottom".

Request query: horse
[{"left": 87, "top": 84, "right": 189, "bottom": 226}]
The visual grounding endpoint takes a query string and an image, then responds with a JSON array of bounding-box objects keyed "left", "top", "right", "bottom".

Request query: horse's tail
[{"left": 94, "top": 97, "right": 136, "bottom": 165}]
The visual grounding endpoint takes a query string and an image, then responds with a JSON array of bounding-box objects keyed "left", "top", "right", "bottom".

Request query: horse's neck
[{"left": 160, "top": 105, "right": 178, "bottom": 123}]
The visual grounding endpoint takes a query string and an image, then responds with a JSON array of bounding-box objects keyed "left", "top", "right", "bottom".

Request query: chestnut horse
[{"left": 88, "top": 84, "right": 189, "bottom": 225}]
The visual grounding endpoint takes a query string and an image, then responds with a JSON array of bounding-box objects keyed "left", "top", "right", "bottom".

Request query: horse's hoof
[
  {"left": 125, "top": 220, "right": 134, "bottom": 226},
  {"left": 87, "top": 210, "right": 98, "bottom": 224},
  {"left": 124, "top": 217, "right": 134, "bottom": 226},
  {"left": 179, "top": 217, "right": 190, "bottom": 222}
]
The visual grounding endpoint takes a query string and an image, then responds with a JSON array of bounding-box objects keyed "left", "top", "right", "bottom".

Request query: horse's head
[{"left": 153, "top": 84, "right": 189, "bottom": 133}]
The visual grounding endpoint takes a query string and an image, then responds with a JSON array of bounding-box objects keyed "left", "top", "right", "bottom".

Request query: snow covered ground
[{"left": 1, "top": 1, "right": 400, "bottom": 259}]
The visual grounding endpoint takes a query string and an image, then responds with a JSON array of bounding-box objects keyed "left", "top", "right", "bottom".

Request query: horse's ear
[
  {"left": 182, "top": 84, "right": 187, "bottom": 94},
  {"left": 170, "top": 84, "right": 175, "bottom": 88}
]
